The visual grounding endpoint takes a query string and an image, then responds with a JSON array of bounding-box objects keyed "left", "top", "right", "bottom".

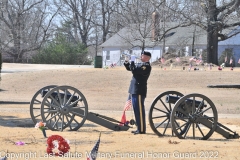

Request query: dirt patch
[{"left": 0, "top": 64, "right": 240, "bottom": 160}]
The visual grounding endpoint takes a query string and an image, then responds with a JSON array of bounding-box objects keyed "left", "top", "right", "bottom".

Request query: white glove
[
  {"left": 131, "top": 55, "right": 135, "bottom": 62},
  {"left": 125, "top": 56, "right": 129, "bottom": 62}
]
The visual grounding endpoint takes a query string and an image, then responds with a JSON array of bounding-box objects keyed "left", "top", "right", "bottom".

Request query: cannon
[
  {"left": 30, "top": 85, "right": 131, "bottom": 131},
  {"left": 148, "top": 91, "right": 239, "bottom": 140},
  {"left": 30, "top": 86, "right": 239, "bottom": 140}
]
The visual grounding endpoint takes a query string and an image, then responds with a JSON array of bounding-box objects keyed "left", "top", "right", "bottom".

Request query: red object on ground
[{"left": 119, "top": 111, "right": 126, "bottom": 126}]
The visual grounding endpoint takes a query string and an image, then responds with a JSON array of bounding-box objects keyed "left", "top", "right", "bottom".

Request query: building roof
[
  {"left": 101, "top": 22, "right": 208, "bottom": 48},
  {"left": 101, "top": 21, "right": 240, "bottom": 50}
]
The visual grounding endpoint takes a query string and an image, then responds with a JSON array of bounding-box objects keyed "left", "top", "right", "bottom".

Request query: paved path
[{"left": 1, "top": 63, "right": 93, "bottom": 75}]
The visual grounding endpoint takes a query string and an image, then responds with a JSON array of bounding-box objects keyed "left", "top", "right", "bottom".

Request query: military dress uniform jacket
[{"left": 124, "top": 61, "right": 151, "bottom": 97}]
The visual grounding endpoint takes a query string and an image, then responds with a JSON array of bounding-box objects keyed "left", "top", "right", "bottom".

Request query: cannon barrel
[{"left": 166, "top": 95, "right": 205, "bottom": 108}]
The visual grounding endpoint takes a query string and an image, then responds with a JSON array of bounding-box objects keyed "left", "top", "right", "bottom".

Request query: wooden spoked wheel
[
  {"left": 149, "top": 91, "right": 184, "bottom": 137},
  {"left": 170, "top": 93, "right": 218, "bottom": 140},
  {"left": 30, "top": 85, "right": 57, "bottom": 124},
  {"left": 41, "top": 86, "right": 88, "bottom": 131}
]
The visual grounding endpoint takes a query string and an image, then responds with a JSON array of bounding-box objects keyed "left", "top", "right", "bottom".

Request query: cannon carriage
[
  {"left": 30, "top": 85, "right": 130, "bottom": 132},
  {"left": 30, "top": 86, "right": 239, "bottom": 140},
  {"left": 148, "top": 91, "right": 239, "bottom": 140}
]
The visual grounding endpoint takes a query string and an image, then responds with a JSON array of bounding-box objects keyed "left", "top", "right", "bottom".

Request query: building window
[{"left": 106, "top": 51, "right": 110, "bottom": 60}]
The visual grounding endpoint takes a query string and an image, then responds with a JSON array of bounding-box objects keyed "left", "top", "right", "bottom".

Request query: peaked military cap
[{"left": 142, "top": 51, "right": 151, "bottom": 57}]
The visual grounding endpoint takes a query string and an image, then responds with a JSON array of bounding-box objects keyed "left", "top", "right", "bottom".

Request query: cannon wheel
[
  {"left": 30, "top": 85, "right": 57, "bottom": 124},
  {"left": 170, "top": 93, "right": 218, "bottom": 140},
  {"left": 41, "top": 85, "right": 88, "bottom": 131},
  {"left": 149, "top": 91, "right": 184, "bottom": 136}
]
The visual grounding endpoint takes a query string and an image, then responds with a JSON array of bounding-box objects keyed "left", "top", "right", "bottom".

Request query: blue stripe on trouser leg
[{"left": 131, "top": 94, "right": 146, "bottom": 133}]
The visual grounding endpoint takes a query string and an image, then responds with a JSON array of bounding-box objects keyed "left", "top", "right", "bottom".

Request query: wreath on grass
[{"left": 46, "top": 135, "right": 70, "bottom": 156}]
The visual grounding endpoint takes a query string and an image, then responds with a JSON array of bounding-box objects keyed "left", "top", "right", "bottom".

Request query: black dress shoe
[
  {"left": 133, "top": 130, "right": 145, "bottom": 135},
  {"left": 131, "top": 130, "right": 138, "bottom": 133}
]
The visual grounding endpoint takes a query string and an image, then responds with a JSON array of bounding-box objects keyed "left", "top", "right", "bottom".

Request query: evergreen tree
[{"left": 32, "top": 34, "right": 90, "bottom": 65}]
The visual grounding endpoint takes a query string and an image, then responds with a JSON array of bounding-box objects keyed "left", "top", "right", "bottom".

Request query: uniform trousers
[{"left": 131, "top": 94, "right": 146, "bottom": 133}]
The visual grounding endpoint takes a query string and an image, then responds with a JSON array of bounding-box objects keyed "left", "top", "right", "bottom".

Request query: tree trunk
[
  {"left": 207, "top": 24, "right": 218, "bottom": 65},
  {"left": 207, "top": 0, "right": 219, "bottom": 65}
]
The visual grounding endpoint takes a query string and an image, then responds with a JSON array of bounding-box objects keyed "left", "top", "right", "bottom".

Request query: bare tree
[
  {"left": 151, "top": 0, "right": 240, "bottom": 65},
  {"left": 113, "top": 0, "right": 160, "bottom": 52},
  {"left": 56, "top": 0, "right": 117, "bottom": 58},
  {"left": 57, "top": 0, "right": 96, "bottom": 47},
  {"left": 204, "top": 0, "right": 240, "bottom": 64},
  {"left": 84, "top": 0, "right": 117, "bottom": 57},
  {"left": 0, "top": 0, "right": 59, "bottom": 62},
  {"left": 113, "top": 0, "right": 192, "bottom": 54},
  {"left": 96, "top": 0, "right": 117, "bottom": 43}
]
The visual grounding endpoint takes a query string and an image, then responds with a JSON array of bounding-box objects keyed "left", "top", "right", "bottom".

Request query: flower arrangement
[
  {"left": 46, "top": 135, "right": 70, "bottom": 156},
  {"left": 35, "top": 121, "right": 47, "bottom": 138}
]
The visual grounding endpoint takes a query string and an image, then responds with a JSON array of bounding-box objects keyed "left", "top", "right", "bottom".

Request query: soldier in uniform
[{"left": 124, "top": 51, "right": 152, "bottom": 135}]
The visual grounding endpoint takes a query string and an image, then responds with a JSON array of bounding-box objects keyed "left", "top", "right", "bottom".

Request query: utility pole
[{"left": 162, "top": 0, "right": 166, "bottom": 55}]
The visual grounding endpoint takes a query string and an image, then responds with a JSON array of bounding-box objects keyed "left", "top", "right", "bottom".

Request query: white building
[
  {"left": 101, "top": 17, "right": 240, "bottom": 67},
  {"left": 218, "top": 26, "right": 240, "bottom": 65},
  {"left": 100, "top": 22, "right": 207, "bottom": 67}
]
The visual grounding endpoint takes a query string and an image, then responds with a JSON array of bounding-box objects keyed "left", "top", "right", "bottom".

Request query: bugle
[{"left": 121, "top": 52, "right": 140, "bottom": 59}]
